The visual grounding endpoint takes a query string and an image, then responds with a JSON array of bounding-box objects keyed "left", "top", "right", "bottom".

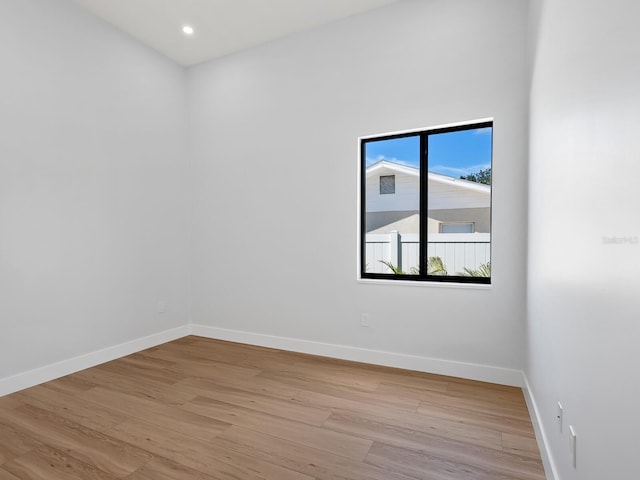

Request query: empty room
[{"left": 0, "top": 0, "right": 638, "bottom": 479}]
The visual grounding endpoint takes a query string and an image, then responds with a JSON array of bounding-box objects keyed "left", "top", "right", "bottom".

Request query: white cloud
[{"left": 429, "top": 163, "right": 491, "bottom": 177}]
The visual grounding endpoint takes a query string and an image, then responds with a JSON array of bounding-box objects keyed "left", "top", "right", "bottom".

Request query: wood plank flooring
[{"left": 0, "top": 336, "right": 546, "bottom": 479}]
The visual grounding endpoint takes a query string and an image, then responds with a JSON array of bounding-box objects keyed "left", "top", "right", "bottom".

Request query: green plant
[
  {"left": 379, "top": 256, "right": 448, "bottom": 276},
  {"left": 460, "top": 167, "right": 491, "bottom": 185},
  {"left": 459, "top": 262, "right": 491, "bottom": 277},
  {"left": 379, "top": 260, "right": 418, "bottom": 275},
  {"left": 427, "top": 256, "right": 448, "bottom": 276}
]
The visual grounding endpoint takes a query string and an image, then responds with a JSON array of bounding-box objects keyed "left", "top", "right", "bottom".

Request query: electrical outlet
[
  {"left": 557, "top": 401, "right": 563, "bottom": 433},
  {"left": 360, "top": 313, "right": 370, "bottom": 327},
  {"left": 157, "top": 301, "right": 166, "bottom": 314},
  {"left": 569, "top": 425, "right": 577, "bottom": 468}
]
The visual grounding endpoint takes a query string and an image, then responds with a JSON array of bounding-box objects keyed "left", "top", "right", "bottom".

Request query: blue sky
[{"left": 365, "top": 127, "right": 492, "bottom": 178}]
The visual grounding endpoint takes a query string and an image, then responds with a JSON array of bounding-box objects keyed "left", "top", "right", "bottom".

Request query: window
[
  {"left": 360, "top": 121, "right": 492, "bottom": 284},
  {"left": 440, "top": 222, "right": 475, "bottom": 234},
  {"left": 380, "top": 175, "right": 395, "bottom": 194}
]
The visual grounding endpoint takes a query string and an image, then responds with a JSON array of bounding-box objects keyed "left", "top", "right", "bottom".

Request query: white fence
[{"left": 365, "top": 231, "right": 490, "bottom": 275}]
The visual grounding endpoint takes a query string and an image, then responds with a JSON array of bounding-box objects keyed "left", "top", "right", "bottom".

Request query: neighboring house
[{"left": 365, "top": 160, "right": 490, "bottom": 234}]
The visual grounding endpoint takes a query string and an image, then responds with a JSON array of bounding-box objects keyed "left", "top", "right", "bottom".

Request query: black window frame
[{"left": 359, "top": 121, "right": 492, "bottom": 285}]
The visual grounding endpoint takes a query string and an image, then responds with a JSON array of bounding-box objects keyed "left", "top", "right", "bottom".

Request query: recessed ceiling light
[{"left": 182, "top": 25, "right": 194, "bottom": 36}]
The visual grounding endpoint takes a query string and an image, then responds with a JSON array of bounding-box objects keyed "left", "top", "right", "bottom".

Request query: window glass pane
[
  {"left": 363, "top": 135, "right": 420, "bottom": 275},
  {"left": 427, "top": 127, "right": 492, "bottom": 278},
  {"left": 440, "top": 222, "right": 474, "bottom": 234}
]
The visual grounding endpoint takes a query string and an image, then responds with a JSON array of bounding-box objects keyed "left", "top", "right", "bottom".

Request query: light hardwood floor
[{"left": 0, "top": 336, "right": 545, "bottom": 479}]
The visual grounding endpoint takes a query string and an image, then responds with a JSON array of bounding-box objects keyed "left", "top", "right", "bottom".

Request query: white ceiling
[{"left": 68, "top": 0, "right": 401, "bottom": 67}]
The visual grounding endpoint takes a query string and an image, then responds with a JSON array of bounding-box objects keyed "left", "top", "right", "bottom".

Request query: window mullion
[{"left": 419, "top": 133, "right": 428, "bottom": 278}]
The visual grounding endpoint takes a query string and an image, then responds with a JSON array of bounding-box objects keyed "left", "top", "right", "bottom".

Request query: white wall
[
  {"left": 187, "top": 0, "right": 530, "bottom": 379},
  {"left": 5, "top": 1, "right": 639, "bottom": 475},
  {"left": 527, "top": 0, "right": 640, "bottom": 478},
  {"left": 0, "top": 0, "right": 190, "bottom": 382}
]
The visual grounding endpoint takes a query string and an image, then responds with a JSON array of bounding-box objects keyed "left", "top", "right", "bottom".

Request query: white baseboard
[
  {"left": 190, "top": 324, "right": 525, "bottom": 387},
  {"left": 522, "top": 374, "right": 559, "bottom": 480},
  {"left": 2, "top": 321, "right": 552, "bottom": 479},
  {"left": 0, "top": 325, "right": 190, "bottom": 397}
]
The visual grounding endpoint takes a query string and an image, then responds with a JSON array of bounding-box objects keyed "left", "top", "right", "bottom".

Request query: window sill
[{"left": 357, "top": 277, "right": 492, "bottom": 289}]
